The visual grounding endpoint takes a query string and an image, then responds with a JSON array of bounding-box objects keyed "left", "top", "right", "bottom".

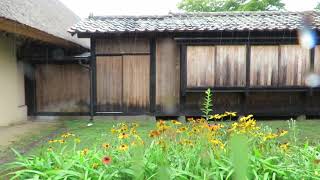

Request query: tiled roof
[
  {"left": 0, "top": 0, "right": 89, "bottom": 48},
  {"left": 69, "top": 11, "right": 320, "bottom": 34}
]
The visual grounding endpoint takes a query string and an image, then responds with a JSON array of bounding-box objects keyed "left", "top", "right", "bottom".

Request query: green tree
[
  {"left": 315, "top": 2, "right": 320, "bottom": 10},
  {"left": 177, "top": 0, "right": 285, "bottom": 12}
]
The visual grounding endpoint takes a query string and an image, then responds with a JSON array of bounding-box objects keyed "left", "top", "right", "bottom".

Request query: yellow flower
[
  {"left": 263, "top": 133, "right": 278, "bottom": 141},
  {"left": 131, "top": 123, "right": 139, "bottom": 128},
  {"left": 210, "top": 139, "right": 224, "bottom": 149},
  {"left": 279, "top": 142, "right": 289, "bottom": 152},
  {"left": 210, "top": 114, "right": 222, "bottom": 120},
  {"left": 111, "top": 128, "right": 118, "bottom": 134},
  {"left": 187, "top": 118, "right": 196, "bottom": 123},
  {"left": 118, "top": 133, "right": 129, "bottom": 139},
  {"left": 61, "top": 132, "right": 75, "bottom": 138},
  {"left": 177, "top": 127, "right": 188, "bottom": 133},
  {"left": 157, "top": 120, "right": 166, "bottom": 127},
  {"left": 225, "top": 111, "right": 237, "bottom": 117},
  {"left": 278, "top": 129, "right": 288, "bottom": 137},
  {"left": 47, "top": 147, "right": 53, "bottom": 151},
  {"left": 92, "top": 163, "right": 99, "bottom": 169},
  {"left": 74, "top": 138, "right": 81, "bottom": 143},
  {"left": 81, "top": 148, "right": 89, "bottom": 156},
  {"left": 118, "top": 144, "right": 129, "bottom": 151},
  {"left": 196, "top": 118, "right": 206, "bottom": 123},
  {"left": 58, "top": 139, "right": 65, "bottom": 144},
  {"left": 157, "top": 140, "right": 167, "bottom": 149},
  {"left": 171, "top": 120, "right": 182, "bottom": 125},
  {"left": 192, "top": 127, "right": 200, "bottom": 133},
  {"left": 102, "top": 143, "right": 111, "bottom": 149},
  {"left": 208, "top": 124, "right": 223, "bottom": 132},
  {"left": 149, "top": 130, "right": 161, "bottom": 138},
  {"left": 158, "top": 125, "right": 170, "bottom": 132},
  {"left": 48, "top": 140, "right": 58, "bottom": 143},
  {"left": 130, "top": 128, "right": 137, "bottom": 135}
]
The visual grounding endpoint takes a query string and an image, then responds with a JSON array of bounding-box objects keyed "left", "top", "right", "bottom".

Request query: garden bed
[{"left": 1, "top": 117, "right": 320, "bottom": 179}]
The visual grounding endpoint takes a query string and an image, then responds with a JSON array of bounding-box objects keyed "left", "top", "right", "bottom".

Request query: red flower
[{"left": 102, "top": 156, "right": 112, "bottom": 165}]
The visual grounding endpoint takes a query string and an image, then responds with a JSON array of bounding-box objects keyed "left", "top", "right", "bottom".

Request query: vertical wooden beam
[
  {"left": 243, "top": 43, "right": 251, "bottom": 114},
  {"left": 306, "top": 47, "right": 316, "bottom": 114},
  {"left": 90, "top": 37, "right": 97, "bottom": 120},
  {"left": 180, "top": 45, "right": 187, "bottom": 114},
  {"left": 149, "top": 38, "right": 156, "bottom": 113},
  {"left": 245, "top": 43, "right": 251, "bottom": 93},
  {"left": 25, "top": 63, "right": 37, "bottom": 115},
  {"left": 310, "top": 47, "right": 315, "bottom": 73}
]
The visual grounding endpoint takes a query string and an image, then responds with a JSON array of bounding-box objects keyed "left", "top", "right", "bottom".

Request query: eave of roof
[{"left": 0, "top": 0, "right": 89, "bottom": 49}]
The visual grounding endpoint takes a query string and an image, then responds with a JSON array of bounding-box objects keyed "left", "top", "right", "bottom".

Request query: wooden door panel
[
  {"left": 122, "top": 55, "right": 150, "bottom": 112},
  {"left": 96, "top": 56, "right": 123, "bottom": 112}
]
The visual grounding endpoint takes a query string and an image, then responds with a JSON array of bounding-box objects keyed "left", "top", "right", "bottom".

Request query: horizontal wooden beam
[
  {"left": 96, "top": 52, "right": 150, "bottom": 56},
  {"left": 185, "top": 87, "right": 320, "bottom": 93}
]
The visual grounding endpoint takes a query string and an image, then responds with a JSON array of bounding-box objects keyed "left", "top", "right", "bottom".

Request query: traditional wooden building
[
  {"left": 0, "top": 0, "right": 89, "bottom": 126},
  {"left": 33, "top": 11, "right": 320, "bottom": 118}
]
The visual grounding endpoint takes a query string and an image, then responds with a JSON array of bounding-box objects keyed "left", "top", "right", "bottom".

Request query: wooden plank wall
[
  {"left": 215, "top": 46, "right": 246, "bottom": 86},
  {"left": 96, "top": 56, "right": 123, "bottom": 112},
  {"left": 279, "top": 45, "right": 310, "bottom": 86},
  {"left": 187, "top": 45, "right": 312, "bottom": 88},
  {"left": 95, "top": 37, "right": 150, "bottom": 112},
  {"left": 123, "top": 55, "right": 150, "bottom": 111},
  {"left": 186, "top": 45, "right": 246, "bottom": 87},
  {"left": 35, "top": 64, "right": 89, "bottom": 112},
  {"left": 156, "top": 38, "right": 180, "bottom": 114},
  {"left": 250, "top": 46, "right": 279, "bottom": 86},
  {"left": 314, "top": 45, "right": 320, "bottom": 74},
  {"left": 187, "top": 46, "right": 215, "bottom": 87},
  {"left": 96, "top": 37, "right": 149, "bottom": 54}
]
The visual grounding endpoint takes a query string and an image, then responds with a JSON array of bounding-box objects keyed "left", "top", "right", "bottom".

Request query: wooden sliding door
[{"left": 96, "top": 55, "right": 150, "bottom": 113}]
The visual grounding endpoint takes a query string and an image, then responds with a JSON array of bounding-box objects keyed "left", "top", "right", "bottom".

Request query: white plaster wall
[{"left": 0, "top": 36, "right": 27, "bottom": 126}]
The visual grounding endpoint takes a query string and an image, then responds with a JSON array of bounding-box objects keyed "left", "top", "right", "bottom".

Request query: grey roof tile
[{"left": 69, "top": 11, "right": 320, "bottom": 34}]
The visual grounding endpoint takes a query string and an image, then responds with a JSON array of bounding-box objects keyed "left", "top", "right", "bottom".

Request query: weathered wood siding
[
  {"left": 35, "top": 64, "right": 89, "bottom": 112},
  {"left": 95, "top": 38, "right": 150, "bottom": 112},
  {"left": 156, "top": 38, "right": 180, "bottom": 114},
  {"left": 250, "top": 46, "right": 279, "bottom": 86},
  {"left": 96, "top": 38, "right": 149, "bottom": 54},
  {"left": 123, "top": 55, "right": 150, "bottom": 111},
  {"left": 215, "top": 46, "right": 246, "bottom": 86},
  {"left": 97, "top": 56, "right": 123, "bottom": 112},
  {"left": 314, "top": 45, "right": 320, "bottom": 74},
  {"left": 187, "top": 46, "right": 215, "bottom": 87},
  {"left": 279, "top": 45, "right": 310, "bottom": 86},
  {"left": 186, "top": 45, "right": 246, "bottom": 87}
]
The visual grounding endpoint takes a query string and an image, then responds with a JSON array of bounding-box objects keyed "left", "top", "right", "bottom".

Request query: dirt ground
[
  {"left": 0, "top": 121, "right": 60, "bottom": 147},
  {"left": 0, "top": 120, "right": 62, "bottom": 164}
]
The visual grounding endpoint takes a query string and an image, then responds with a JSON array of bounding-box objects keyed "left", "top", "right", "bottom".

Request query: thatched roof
[
  {"left": 0, "top": 0, "right": 89, "bottom": 48},
  {"left": 69, "top": 11, "right": 320, "bottom": 35}
]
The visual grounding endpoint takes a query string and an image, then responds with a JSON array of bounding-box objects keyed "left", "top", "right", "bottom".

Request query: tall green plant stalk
[{"left": 201, "top": 88, "right": 213, "bottom": 120}]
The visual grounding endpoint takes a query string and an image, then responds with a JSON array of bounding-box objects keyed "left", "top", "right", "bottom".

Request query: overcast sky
[{"left": 60, "top": 0, "right": 320, "bottom": 18}]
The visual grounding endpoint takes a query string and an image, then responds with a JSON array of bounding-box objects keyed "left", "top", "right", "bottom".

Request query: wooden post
[
  {"left": 180, "top": 45, "right": 187, "bottom": 114},
  {"left": 149, "top": 38, "right": 156, "bottom": 113},
  {"left": 90, "top": 37, "right": 97, "bottom": 120}
]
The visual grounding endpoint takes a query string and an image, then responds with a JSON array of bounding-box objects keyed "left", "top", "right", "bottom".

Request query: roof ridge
[
  {"left": 170, "top": 10, "right": 315, "bottom": 16},
  {"left": 89, "top": 10, "right": 318, "bottom": 20},
  {"left": 89, "top": 14, "right": 172, "bottom": 20}
]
